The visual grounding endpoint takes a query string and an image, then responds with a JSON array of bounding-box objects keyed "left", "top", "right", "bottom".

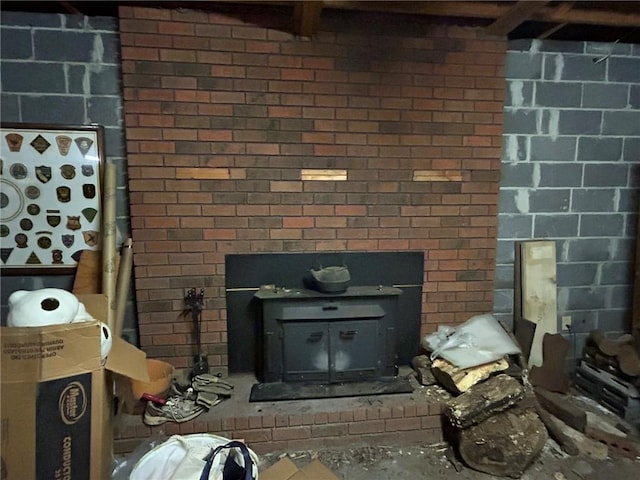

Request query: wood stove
[{"left": 255, "top": 286, "right": 402, "bottom": 384}]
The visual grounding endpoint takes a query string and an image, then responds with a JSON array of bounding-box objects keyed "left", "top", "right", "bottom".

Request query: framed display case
[{"left": 0, "top": 123, "right": 104, "bottom": 274}]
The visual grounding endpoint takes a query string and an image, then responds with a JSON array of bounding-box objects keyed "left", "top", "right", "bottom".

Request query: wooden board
[
  {"left": 72, "top": 249, "right": 102, "bottom": 294},
  {"left": 521, "top": 241, "right": 558, "bottom": 368}
]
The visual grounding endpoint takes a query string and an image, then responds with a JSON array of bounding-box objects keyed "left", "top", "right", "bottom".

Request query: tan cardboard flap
[
  {"left": 105, "top": 336, "right": 149, "bottom": 382},
  {"left": 300, "top": 459, "right": 341, "bottom": 480},
  {"left": 260, "top": 457, "right": 340, "bottom": 480},
  {"left": 1, "top": 322, "right": 102, "bottom": 382},
  {"left": 260, "top": 457, "right": 300, "bottom": 480}
]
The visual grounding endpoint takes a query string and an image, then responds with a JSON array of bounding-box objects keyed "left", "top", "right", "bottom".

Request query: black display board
[{"left": 225, "top": 251, "right": 424, "bottom": 374}]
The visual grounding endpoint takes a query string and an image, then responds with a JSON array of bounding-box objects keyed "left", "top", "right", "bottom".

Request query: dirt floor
[{"left": 260, "top": 441, "right": 640, "bottom": 480}]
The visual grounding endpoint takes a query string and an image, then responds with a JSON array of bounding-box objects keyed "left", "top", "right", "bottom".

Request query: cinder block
[
  {"left": 598, "top": 309, "right": 632, "bottom": 332},
  {"left": 90, "top": 65, "right": 121, "bottom": 94},
  {"left": 505, "top": 80, "right": 533, "bottom": 107},
  {"left": 558, "top": 109, "right": 602, "bottom": 135},
  {"left": 1, "top": 61, "right": 65, "bottom": 93},
  {"left": 567, "top": 238, "right": 611, "bottom": 261},
  {"left": 534, "top": 214, "right": 579, "bottom": 237},
  {"left": 0, "top": 94, "right": 20, "bottom": 121},
  {"left": 529, "top": 188, "right": 570, "bottom": 212},
  {"left": 537, "top": 40, "right": 584, "bottom": 53},
  {"left": 583, "top": 83, "right": 628, "bottom": 108},
  {"left": 34, "top": 30, "right": 95, "bottom": 61},
  {"left": 557, "top": 263, "right": 598, "bottom": 286},
  {"left": 494, "top": 265, "right": 515, "bottom": 289},
  {"left": 603, "top": 111, "right": 640, "bottom": 136},
  {"left": 625, "top": 214, "right": 637, "bottom": 238},
  {"left": 1, "top": 27, "right": 32, "bottom": 59},
  {"left": 495, "top": 239, "right": 516, "bottom": 263},
  {"left": 104, "top": 127, "right": 126, "bottom": 157},
  {"left": 0, "top": 11, "right": 61, "bottom": 27},
  {"left": 493, "top": 289, "right": 514, "bottom": 313},
  {"left": 88, "top": 96, "right": 121, "bottom": 125},
  {"left": 618, "top": 189, "right": 638, "bottom": 212},
  {"left": 579, "top": 213, "right": 625, "bottom": 237},
  {"left": 577, "top": 137, "right": 623, "bottom": 162},
  {"left": 608, "top": 285, "right": 633, "bottom": 309},
  {"left": 87, "top": 15, "right": 119, "bottom": 30},
  {"left": 21, "top": 95, "right": 85, "bottom": 124},
  {"left": 536, "top": 81, "right": 582, "bottom": 107},
  {"left": 498, "top": 189, "right": 521, "bottom": 213},
  {"left": 584, "top": 164, "right": 629, "bottom": 187},
  {"left": 530, "top": 136, "right": 576, "bottom": 161},
  {"left": 623, "top": 138, "right": 639, "bottom": 162},
  {"left": 500, "top": 163, "right": 533, "bottom": 188},
  {"left": 630, "top": 85, "right": 640, "bottom": 109},
  {"left": 566, "top": 287, "right": 606, "bottom": 310},
  {"left": 572, "top": 189, "right": 617, "bottom": 212},
  {"left": 501, "top": 135, "right": 528, "bottom": 162},
  {"left": 503, "top": 109, "right": 538, "bottom": 134},
  {"left": 99, "top": 32, "right": 121, "bottom": 65},
  {"left": 497, "top": 214, "right": 533, "bottom": 239},
  {"left": 538, "top": 162, "right": 582, "bottom": 187},
  {"left": 585, "top": 42, "right": 632, "bottom": 56},
  {"left": 600, "top": 262, "right": 633, "bottom": 285},
  {"left": 608, "top": 57, "right": 640, "bottom": 83},
  {"left": 67, "top": 64, "right": 86, "bottom": 94},
  {"left": 544, "top": 54, "right": 606, "bottom": 81},
  {"left": 505, "top": 53, "right": 543, "bottom": 79},
  {"left": 612, "top": 238, "right": 635, "bottom": 261}
]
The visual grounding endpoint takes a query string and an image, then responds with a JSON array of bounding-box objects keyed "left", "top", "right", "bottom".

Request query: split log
[
  {"left": 411, "top": 355, "right": 438, "bottom": 386},
  {"left": 432, "top": 357, "right": 510, "bottom": 395},
  {"left": 444, "top": 374, "right": 524, "bottom": 428},
  {"left": 458, "top": 407, "right": 547, "bottom": 478}
]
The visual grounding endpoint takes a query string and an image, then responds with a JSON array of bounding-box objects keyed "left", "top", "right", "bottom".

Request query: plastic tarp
[{"left": 422, "top": 314, "right": 521, "bottom": 369}]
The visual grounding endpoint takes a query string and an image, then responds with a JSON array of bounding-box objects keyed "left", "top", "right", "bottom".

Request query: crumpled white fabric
[{"left": 422, "top": 313, "right": 521, "bottom": 369}]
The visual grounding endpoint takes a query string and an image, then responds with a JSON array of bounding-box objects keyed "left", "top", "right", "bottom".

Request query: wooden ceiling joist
[
  {"left": 485, "top": 1, "right": 550, "bottom": 36},
  {"left": 293, "top": 1, "right": 324, "bottom": 36},
  {"left": 324, "top": 1, "right": 640, "bottom": 29}
]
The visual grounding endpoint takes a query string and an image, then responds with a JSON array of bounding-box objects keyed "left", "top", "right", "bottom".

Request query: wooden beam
[
  {"left": 323, "top": 0, "right": 640, "bottom": 28},
  {"left": 485, "top": 1, "right": 550, "bottom": 36},
  {"left": 293, "top": 1, "right": 324, "bottom": 37}
]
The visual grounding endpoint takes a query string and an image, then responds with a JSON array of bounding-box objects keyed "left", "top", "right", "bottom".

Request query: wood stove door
[
  {"left": 283, "top": 321, "right": 330, "bottom": 382},
  {"left": 329, "top": 319, "right": 379, "bottom": 382}
]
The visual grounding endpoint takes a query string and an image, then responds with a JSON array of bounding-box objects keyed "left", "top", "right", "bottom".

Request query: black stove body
[{"left": 255, "top": 286, "right": 402, "bottom": 383}]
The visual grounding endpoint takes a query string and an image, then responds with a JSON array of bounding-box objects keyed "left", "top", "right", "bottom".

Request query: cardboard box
[
  {"left": 260, "top": 457, "right": 341, "bottom": 480},
  {"left": 1, "top": 294, "right": 149, "bottom": 480}
]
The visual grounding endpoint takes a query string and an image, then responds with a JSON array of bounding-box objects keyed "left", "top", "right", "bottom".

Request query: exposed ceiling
[{"left": 3, "top": 1, "right": 640, "bottom": 44}]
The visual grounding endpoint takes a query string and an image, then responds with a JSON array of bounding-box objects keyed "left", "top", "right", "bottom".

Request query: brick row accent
[
  {"left": 114, "top": 399, "right": 444, "bottom": 455},
  {"left": 118, "top": 4, "right": 506, "bottom": 368}
]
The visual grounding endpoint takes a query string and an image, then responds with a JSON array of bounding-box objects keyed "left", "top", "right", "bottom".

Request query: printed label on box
[{"left": 36, "top": 373, "right": 92, "bottom": 480}]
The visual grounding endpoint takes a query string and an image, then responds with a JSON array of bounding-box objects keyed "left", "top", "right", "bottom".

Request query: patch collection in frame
[{"left": 0, "top": 124, "right": 104, "bottom": 273}]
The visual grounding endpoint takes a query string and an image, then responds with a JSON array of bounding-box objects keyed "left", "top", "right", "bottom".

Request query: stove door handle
[
  {"left": 339, "top": 330, "right": 357, "bottom": 339},
  {"left": 308, "top": 331, "right": 324, "bottom": 341},
  {"left": 322, "top": 305, "right": 338, "bottom": 311}
]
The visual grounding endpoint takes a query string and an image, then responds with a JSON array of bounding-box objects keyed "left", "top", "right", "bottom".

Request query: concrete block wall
[
  {"left": 494, "top": 39, "right": 640, "bottom": 358},
  {"left": 0, "top": 11, "right": 137, "bottom": 343}
]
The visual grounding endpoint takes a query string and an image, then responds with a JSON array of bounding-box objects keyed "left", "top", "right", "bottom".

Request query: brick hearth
[{"left": 113, "top": 371, "right": 445, "bottom": 455}]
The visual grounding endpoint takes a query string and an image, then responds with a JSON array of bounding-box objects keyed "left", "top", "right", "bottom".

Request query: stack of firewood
[{"left": 413, "top": 354, "right": 548, "bottom": 478}]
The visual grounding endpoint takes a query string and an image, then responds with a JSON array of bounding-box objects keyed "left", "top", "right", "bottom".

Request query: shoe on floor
[{"left": 143, "top": 395, "right": 206, "bottom": 426}]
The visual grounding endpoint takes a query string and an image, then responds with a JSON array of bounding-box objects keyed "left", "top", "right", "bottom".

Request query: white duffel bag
[{"left": 130, "top": 434, "right": 259, "bottom": 480}]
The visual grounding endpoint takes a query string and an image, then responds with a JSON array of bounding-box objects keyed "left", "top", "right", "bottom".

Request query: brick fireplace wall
[{"left": 118, "top": 5, "right": 506, "bottom": 370}]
